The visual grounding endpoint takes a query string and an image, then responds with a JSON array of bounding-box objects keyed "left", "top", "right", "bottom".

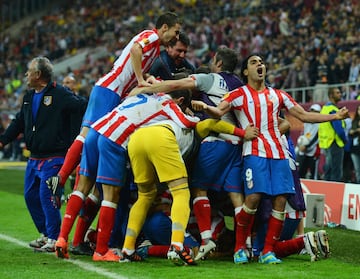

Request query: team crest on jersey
[
  {"left": 142, "top": 38, "right": 150, "bottom": 45},
  {"left": 43, "top": 96, "right": 52, "bottom": 106}
]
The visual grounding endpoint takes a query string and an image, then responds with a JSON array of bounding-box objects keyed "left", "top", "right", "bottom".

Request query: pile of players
[{"left": 42, "top": 11, "right": 344, "bottom": 266}]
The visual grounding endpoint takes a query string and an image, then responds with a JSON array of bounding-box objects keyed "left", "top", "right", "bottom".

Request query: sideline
[
  {"left": 0, "top": 161, "right": 27, "bottom": 169},
  {"left": 0, "top": 233, "right": 128, "bottom": 279}
]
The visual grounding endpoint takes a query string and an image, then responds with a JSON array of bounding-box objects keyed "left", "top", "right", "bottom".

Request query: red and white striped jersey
[
  {"left": 95, "top": 29, "right": 161, "bottom": 98},
  {"left": 92, "top": 93, "right": 199, "bottom": 148},
  {"left": 223, "top": 85, "right": 297, "bottom": 159}
]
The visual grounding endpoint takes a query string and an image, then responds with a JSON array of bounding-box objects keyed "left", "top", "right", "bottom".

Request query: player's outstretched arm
[
  {"left": 195, "top": 119, "right": 259, "bottom": 140},
  {"left": 191, "top": 100, "right": 231, "bottom": 119},
  {"left": 289, "top": 104, "right": 349, "bottom": 123},
  {"left": 128, "top": 77, "right": 195, "bottom": 97}
]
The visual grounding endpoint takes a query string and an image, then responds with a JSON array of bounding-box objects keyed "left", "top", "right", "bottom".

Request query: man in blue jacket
[{"left": 0, "top": 56, "right": 87, "bottom": 252}]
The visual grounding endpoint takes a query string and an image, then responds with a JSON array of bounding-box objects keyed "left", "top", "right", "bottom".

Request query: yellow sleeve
[{"left": 195, "top": 119, "right": 245, "bottom": 139}]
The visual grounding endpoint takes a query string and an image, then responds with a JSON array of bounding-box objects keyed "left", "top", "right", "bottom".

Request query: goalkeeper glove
[{"left": 46, "top": 175, "right": 64, "bottom": 209}]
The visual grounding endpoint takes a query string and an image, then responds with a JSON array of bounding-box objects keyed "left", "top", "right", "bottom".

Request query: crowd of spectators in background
[{"left": 0, "top": 0, "right": 359, "bottom": 161}]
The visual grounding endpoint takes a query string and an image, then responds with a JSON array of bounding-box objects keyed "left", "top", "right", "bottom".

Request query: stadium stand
[{"left": 1, "top": 0, "right": 359, "bottom": 113}]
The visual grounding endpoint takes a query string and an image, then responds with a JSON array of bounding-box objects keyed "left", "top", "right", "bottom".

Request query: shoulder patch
[
  {"left": 142, "top": 38, "right": 150, "bottom": 45},
  {"left": 223, "top": 92, "right": 230, "bottom": 99}
]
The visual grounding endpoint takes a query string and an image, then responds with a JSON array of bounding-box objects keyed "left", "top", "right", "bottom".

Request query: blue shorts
[
  {"left": 82, "top": 86, "right": 121, "bottom": 128},
  {"left": 79, "top": 128, "right": 100, "bottom": 179},
  {"left": 243, "top": 155, "right": 295, "bottom": 196},
  {"left": 96, "top": 134, "right": 128, "bottom": 187},
  {"left": 191, "top": 141, "right": 243, "bottom": 193}
]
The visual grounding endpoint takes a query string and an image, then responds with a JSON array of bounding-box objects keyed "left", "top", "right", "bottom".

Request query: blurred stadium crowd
[{"left": 0, "top": 0, "right": 359, "bottom": 160}]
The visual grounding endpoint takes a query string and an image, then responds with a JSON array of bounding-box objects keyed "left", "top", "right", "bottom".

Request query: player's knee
[
  {"left": 167, "top": 177, "right": 188, "bottom": 190},
  {"left": 272, "top": 209, "right": 286, "bottom": 221},
  {"left": 244, "top": 193, "right": 261, "bottom": 209},
  {"left": 79, "top": 126, "right": 90, "bottom": 137},
  {"left": 170, "top": 185, "right": 190, "bottom": 203},
  {"left": 138, "top": 185, "right": 157, "bottom": 202},
  {"left": 75, "top": 134, "right": 86, "bottom": 143},
  {"left": 243, "top": 204, "right": 257, "bottom": 215},
  {"left": 191, "top": 187, "right": 207, "bottom": 198}
]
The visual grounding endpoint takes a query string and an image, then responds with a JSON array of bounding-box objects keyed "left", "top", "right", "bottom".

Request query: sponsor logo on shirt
[{"left": 142, "top": 38, "right": 150, "bottom": 45}]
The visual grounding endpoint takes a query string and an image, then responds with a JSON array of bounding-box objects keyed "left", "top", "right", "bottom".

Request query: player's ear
[
  {"left": 177, "top": 96, "right": 184, "bottom": 105},
  {"left": 161, "top": 23, "right": 169, "bottom": 32}
]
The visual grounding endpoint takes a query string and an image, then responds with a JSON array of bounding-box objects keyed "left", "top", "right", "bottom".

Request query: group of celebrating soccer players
[{"left": 29, "top": 11, "right": 342, "bottom": 266}]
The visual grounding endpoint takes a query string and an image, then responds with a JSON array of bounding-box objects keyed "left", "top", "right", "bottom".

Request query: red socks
[
  {"left": 95, "top": 202, "right": 117, "bottom": 255},
  {"left": 263, "top": 215, "right": 284, "bottom": 255},
  {"left": 59, "top": 136, "right": 84, "bottom": 184},
  {"left": 59, "top": 192, "right": 84, "bottom": 241},
  {"left": 193, "top": 197, "right": 211, "bottom": 244},
  {"left": 234, "top": 210, "right": 255, "bottom": 252},
  {"left": 148, "top": 245, "right": 169, "bottom": 257},
  {"left": 72, "top": 196, "right": 100, "bottom": 247},
  {"left": 273, "top": 236, "right": 304, "bottom": 258}
]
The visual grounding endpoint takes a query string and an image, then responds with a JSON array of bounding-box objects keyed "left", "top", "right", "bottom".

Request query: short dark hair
[
  {"left": 168, "top": 32, "right": 190, "bottom": 47},
  {"left": 216, "top": 47, "right": 238, "bottom": 72},
  {"left": 328, "top": 87, "right": 340, "bottom": 98},
  {"left": 195, "top": 65, "right": 211, "bottom": 74},
  {"left": 155, "top": 12, "right": 182, "bottom": 29},
  {"left": 240, "top": 53, "right": 264, "bottom": 83},
  {"left": 168, "top": 89, "right": 192, "bottom": 109},
  {"left": 33, "top": 56, "right": 53, "bottom": 82}
]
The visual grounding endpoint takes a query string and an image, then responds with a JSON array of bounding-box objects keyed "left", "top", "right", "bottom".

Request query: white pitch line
[{"left": 0, "top": 233, "right": 128, "bottom": 279}]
